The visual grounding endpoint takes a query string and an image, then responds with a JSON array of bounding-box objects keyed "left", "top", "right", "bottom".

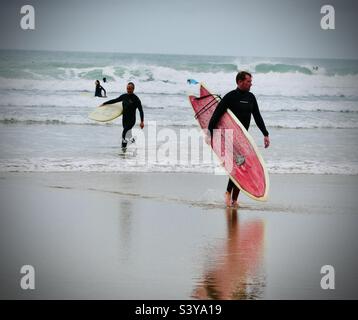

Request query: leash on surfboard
[{"left": 194, "top": 94, "right": 221, "bottom": 119}]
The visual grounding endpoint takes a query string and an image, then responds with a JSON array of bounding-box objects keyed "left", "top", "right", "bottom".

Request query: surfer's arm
[
  {"left": 252, "top": 96, "right": 269, "bottom": 137},
  {"left": 137, "top": 97, "right": 144, "bottom": 122},
  {"left": 101, "top": 86, "right": 107, "bottom": 97},
  {"left": 137, "top": 98, "right": 144, "bottom": 129},
  {"left": 208, "top": 98, "right": 228, "bottom": 136},
  {"left": 101, "top": 94, "right": 124, "bottom": 106}
]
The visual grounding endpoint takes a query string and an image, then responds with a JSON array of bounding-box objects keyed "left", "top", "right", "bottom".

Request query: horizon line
[{"left": 0, "top": 48, "right": 357, "bottom": 61}]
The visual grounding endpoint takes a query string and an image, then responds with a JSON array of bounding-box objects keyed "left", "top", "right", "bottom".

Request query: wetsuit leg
[
  {"left": 122, "top": 127, "right": 132, "bottom": 140},
  {"left": 227, "top": 178, "right": 240, "bottom": 201},
  {"left": 232, "top": 187, "right": 240, "bottom": 201},
  {"left": 121, "top": 127, "right": 134, "bottom": 148},
  {"left": 121, "top": 116, "right": 136, "bottom": 149},
  {"left": 227, "top": 179, "right": 235, "bottom": 193}
]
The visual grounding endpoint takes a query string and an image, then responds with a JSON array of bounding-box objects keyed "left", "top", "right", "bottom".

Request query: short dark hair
[
  {"left": 236, "top": 71, "right": 252, "bottom": 83},
  {"left": 127, "top": 82, "right": 135, "bottom": 87}
]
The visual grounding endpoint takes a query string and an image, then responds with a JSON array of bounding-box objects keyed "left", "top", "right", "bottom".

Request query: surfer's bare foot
[
  {"left": 225, "top": 192, "right": 231, "bottom": 207},
  {"left": 231, "top": 200, "right": 239, "bottom": 209}
]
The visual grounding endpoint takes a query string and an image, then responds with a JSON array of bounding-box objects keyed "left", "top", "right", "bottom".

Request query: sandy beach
[
  {"left": 1, "top": 0, "right": 358, "bottom": 305},
  {"left": 0, "top": 172, "right": 357, "bottom": 299}
]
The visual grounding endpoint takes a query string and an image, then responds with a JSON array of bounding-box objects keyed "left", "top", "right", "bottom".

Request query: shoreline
[
  {"left": 1, "top": 171, "right": 357, "bottom": 214},
  {"left": 1, "top": 172, "right": 358, "bottom": 299}
]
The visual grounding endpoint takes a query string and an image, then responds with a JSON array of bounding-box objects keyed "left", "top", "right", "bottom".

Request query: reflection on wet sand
[
  {"left": 192, "top": 209, "right": 266, "bottom": 299},
  {"left": 117, "top": 199, "right": 134, "bottom": 260}
]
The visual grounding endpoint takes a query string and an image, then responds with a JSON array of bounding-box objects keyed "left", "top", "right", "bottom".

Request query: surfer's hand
[
  {"left": 264, "top": 136, "right": 270, "bottom": 148},
  {"left": 140, "top": 121, "right": 144, "bottom": 129}
]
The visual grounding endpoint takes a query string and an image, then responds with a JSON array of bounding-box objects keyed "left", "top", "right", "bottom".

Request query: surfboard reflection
[{"left": 192, "top": 209, "right": 266, "bottom": 299}]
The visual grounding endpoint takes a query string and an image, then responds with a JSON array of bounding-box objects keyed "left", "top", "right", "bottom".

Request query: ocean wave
[
  {"left": 2, "top": 72, "right": 358, "bottom": 100},
  {"left": 255, "top": 63, "right": 314, "bottom": 75},
  {"left": 0, "top": 158, "right": 356, "bottom": 175},
  {"left": 0, "top": 117, "right": 198, "bottom": 128},
  {"left": 0, "top": 118, "right": 101, "bottom": 126},
  {"left": 271, "top": 108, "right": 358, "bottom": 113},
  {"left": 178, "top": 63, "right": 238, "bottom": 73},
  {"left": 267, "top": 162, "right": 358, "bottom": 175},
  {"left": 1, "top": 54, "right": 358, "bottom": 85},
  {"left": 1, "top": 116, "right": 357, "bottom": 130},
  {"left": 266, "top": 124, "right": 358, "bottom": 129}
]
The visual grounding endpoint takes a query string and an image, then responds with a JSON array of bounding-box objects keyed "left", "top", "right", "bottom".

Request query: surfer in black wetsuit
[
  {"left": 94, "top": 80, "right": 107, "bottom": 97},
  {"left": 208, "top": 71, "right": 270, "bottom": 208},
  {"left": 100, "top": 82, "right": 144, "bottom": 150}
]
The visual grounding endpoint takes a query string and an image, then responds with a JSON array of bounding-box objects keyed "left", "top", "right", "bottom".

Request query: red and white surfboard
[{"left": 188, "top": 84, "right": 269, "bottom": 201}]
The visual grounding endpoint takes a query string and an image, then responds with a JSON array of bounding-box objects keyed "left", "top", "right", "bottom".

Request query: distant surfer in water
[
  {"left": 208, "top": 71, "right": 270, "bottom": 208},
  {"left": 94, "top": 80, "right": 107, "bottom": 97},
  {"left": 100, "top": 82, "right": 144, "bottom": 151}
]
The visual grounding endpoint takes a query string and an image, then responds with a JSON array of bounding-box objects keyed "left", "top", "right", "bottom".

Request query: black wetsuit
[
  {"left": 95, "top": 84, "right": 106, "bottom": 97},
  {"left": 208, "top": 88, "right": 269, "bottom": 193},
  {"left": 103, "top": 93, "right": 144, "bottom": 143}
]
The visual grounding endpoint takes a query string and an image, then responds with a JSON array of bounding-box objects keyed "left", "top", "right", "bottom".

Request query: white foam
[
  {"left": 2, "top": 63, "right": 358, "bottom": 98},
  {"left": 0, "top": 157, "right": 357, "bottom": 175}
]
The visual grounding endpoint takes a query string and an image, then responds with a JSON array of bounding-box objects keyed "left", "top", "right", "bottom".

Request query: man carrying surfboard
[
  {"left": 208, "top": 71, "right": 270, "bottom": 208},
  {"left": 100, "top": 82, "right": 144, "bottom": 150}
]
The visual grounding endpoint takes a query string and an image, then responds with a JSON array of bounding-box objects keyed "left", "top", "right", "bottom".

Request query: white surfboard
[{"left": 89, "top": 102, "right": 123, "bottom": 122}]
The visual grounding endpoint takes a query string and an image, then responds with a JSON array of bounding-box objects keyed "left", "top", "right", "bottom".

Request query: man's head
[
  {"left": 127, "top": 82, "right": 135, "bottom": 94},
  {"left": 236, "top": 71, "right": 252, "bottom": 91}
]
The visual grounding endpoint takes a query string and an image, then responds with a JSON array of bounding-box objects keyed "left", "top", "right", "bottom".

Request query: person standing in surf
[
  {"left": 94, "top": 80, "right": 107, "bottom": 97},
  {"left": 100, "top": 82, "right": 144, "bottom": 150},
  {"left": 208, "top": 71, "right": 270, "bottom": 208}
]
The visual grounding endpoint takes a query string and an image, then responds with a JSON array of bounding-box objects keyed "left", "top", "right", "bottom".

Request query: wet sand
[{"left": 0, "top": 172, "right": 358, "bottom": 299}]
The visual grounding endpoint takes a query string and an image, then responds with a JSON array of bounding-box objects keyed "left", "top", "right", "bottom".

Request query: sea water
[{"left": 0, "top": 49, "right": 357, "bottom": 174}]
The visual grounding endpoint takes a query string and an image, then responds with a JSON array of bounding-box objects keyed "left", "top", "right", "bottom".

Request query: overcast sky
[{"left": 0, "top": 0, "right": 357, "bottom": 59}]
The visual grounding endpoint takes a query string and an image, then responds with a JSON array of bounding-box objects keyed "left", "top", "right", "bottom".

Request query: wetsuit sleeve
[
  {"left": 137, "top": 97, "right": 144, "bottom": 122},
  {"left": 252, "top": 95, "right": 269, "bottom": 136},
  {"left": 208, "top": 95, "right": 229, "bottom": 136},
  {"left": 101, "top": 86, "right": 106, "bottom": 96},
  {"left": 102, "top": 94, "right": 124, "bottom": 105}
]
